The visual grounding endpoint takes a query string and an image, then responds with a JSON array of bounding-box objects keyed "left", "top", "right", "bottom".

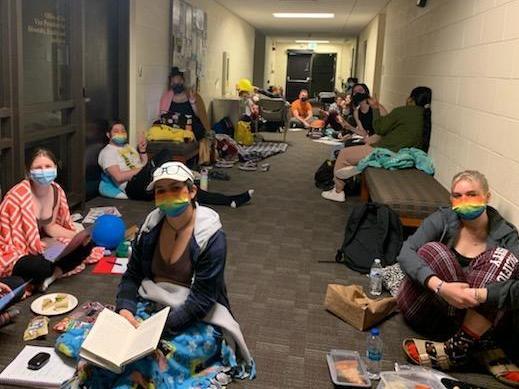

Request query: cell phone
[{"left": 27, "top": 352, "right": 50, "bottom": 370}]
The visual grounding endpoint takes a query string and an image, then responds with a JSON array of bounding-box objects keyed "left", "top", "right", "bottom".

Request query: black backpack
[
  {"left": 314, "top": 159, "right": 335, "bottom": 190},
  {"left": 335, "top": 203, "right": 403, "bottom": 274}
]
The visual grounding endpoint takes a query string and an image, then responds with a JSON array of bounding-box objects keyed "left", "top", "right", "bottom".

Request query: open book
[{"left": 79, "top": 307, "right": 170, "bottom": 373}]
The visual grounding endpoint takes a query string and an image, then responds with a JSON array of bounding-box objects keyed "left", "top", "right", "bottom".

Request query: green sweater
[{"left": 372, "top": 105, "right": 424, "bottom": 152}]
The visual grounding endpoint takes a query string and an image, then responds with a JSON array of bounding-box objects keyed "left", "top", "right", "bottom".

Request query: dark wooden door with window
[
  {"left": 0, "top": 0, "right": 128, "bottom": 205},
  {"left": 285, "top": 51, "right": 312, "bottom": 103}
]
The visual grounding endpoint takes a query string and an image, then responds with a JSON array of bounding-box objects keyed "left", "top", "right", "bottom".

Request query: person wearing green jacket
[{"left": 322, "top": 86, "right": 432, "bottom": 203}]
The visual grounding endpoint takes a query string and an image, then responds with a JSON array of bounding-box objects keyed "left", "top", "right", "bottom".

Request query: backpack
[
  {"left": 212, "top": 117, "right": 234, "bottom": 137},
  {"left": 335, "top": 203, "right": 403, "bottom": 274},
  {"left": 314, "top": 159, "right": 335, "bottom": 190}
]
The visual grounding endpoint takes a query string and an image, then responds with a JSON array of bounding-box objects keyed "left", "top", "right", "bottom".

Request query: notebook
[
  {"left": 0, "top": 281, "right": 30, "bottom": 312},
  {"left": 92, "top": 256, "right": 129, "bottom": 275},
  {"left": 0, "top": 345, "right": 76, "bottom": 388},
  {"left": 42, "top": 226, "right": 92, "bottom": 263},
  {"left": 79, "top": 306, "right": 170, "bottom": 374}
]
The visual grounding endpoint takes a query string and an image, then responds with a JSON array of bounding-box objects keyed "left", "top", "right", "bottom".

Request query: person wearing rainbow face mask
[
  {"left": 396, "top": 170, "right": 519, "bottom": 387},
  {"left": 113, "top": 161, "right": 255, "bottom": 385},
  {"left": 0, "top": 148, "right": 95, "bottom": 291}
]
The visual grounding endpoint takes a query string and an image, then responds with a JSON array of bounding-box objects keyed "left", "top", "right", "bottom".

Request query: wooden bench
[{"left": 360, "top": 167, "right": 450, "bottom": 228}]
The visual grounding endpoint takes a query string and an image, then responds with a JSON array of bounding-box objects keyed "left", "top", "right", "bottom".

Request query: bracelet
[{"left": 434, "top": 280, "right": 444, "bottom": 295}]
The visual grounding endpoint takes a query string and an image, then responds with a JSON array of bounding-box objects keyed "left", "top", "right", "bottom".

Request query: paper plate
[{"left": 31, "top": 293, "right": 78, "bottom": 316}]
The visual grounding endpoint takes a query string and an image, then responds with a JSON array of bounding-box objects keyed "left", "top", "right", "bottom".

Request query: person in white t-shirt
[{"left": 98, "top": 121, "right": 171, "bottom": 200}]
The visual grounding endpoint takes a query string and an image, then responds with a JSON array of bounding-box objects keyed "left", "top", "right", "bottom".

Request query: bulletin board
[{"left": 170, "top": 0, "right": 207, "bottom": 89}]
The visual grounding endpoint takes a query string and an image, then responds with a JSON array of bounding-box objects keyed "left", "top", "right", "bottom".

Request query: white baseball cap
[{"left": 146, "top": 161, "right": 195, "bottom": 191}]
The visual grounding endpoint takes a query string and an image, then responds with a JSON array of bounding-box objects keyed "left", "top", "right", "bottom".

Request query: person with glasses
[{"left": 97, "top": 161, "right": 255, "bottom": 387}]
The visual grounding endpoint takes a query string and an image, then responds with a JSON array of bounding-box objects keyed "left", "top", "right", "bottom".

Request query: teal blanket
[{"left": 357, "top": 147, "right": 435, "bottom": 175}]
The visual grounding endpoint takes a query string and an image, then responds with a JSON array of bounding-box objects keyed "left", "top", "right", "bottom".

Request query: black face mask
[
  {"left": 300, "top": 96, "right": 308, "bottom": 101},
  {"left": 172, "top": 83, "right": 185, "bottom": 93}
]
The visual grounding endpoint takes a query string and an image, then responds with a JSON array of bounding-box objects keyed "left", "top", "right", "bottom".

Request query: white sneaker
[{"left": 321, "top": 188, "right": 345, "bottom": 202}]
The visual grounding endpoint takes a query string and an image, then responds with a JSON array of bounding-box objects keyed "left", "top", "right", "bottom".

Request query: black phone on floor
[{"left": 27, "top": 352, "right": 50, "bottom": 370}]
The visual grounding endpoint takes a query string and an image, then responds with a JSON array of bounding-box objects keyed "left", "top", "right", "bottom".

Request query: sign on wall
[{"left": 170, "top": 0, "right": 207, "bottom": 90}]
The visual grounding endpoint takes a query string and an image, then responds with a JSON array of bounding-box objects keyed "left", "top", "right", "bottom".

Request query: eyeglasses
[{"left": 153, "top": 164, "right": 193, "bottom": 180}]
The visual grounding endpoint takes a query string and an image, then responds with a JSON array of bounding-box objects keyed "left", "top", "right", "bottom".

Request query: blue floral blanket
[{"left": 56, "top": 301, "right": 255, "bottom": 388}]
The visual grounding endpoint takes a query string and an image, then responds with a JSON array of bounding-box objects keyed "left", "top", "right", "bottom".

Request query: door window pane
[
  {"left": 24, "top": 109, "right": 70, "bottom": 132},
  {"left": 22, "top": 0, "right": 71, "bottom": 105}
]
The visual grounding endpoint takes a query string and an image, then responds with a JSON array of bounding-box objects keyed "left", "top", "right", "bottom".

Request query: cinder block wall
[{"left": 378, "top": 0, "right": 519, "bottom": 225}]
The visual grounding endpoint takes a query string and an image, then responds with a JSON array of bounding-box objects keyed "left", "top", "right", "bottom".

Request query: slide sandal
[
  {"left": 403, "top": 338, "right": 451, "bottom": 371},
  {"left": 475, "top": 347, "right": 519, "bottom": 388}
]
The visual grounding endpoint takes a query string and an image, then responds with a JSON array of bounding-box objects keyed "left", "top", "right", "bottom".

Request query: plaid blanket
[{"left": 238, "top": 142, "right": 288, "bottom": 162}]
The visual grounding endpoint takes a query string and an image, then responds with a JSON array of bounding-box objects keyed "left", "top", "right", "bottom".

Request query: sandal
[
  {"left": 239, "top": 161, "right": 257, "bottom": 171},
  {"left": 260, "top": 163, "right": 270, "bottom": 172},
  {"left": 403, "top": 338, "right": 451, "bottom": 371},
  {"left": 475, "top": 347, "right": 519, "bottom": 387}
]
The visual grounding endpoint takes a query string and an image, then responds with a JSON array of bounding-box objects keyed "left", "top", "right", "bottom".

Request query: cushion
[{"left": 364, "top": 167, "right": 450, "bottom": 220}]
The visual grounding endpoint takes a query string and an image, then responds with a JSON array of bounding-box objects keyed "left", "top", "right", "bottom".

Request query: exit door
[{"left": 285, "top": 51, "right": 312, "bottom": 102}]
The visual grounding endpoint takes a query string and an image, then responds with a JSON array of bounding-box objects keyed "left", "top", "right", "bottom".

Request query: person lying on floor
[
  {"left": 0, "top": 148, "right": 94, "bottom": 291},
  {"left": 398, "top": 170, "right": 519, "bottom": 387},
  {"left": 322, "top": 86, "right": 431, "bottom": 202},
  {"left": 289, "top": 89, "right": 314, "bottom": 129},
  {"left": 72, "top": 161, "right": 253, "bottom": 387},
  {"left": 98, "top": 122, "right": 253, "bottom": 207}
]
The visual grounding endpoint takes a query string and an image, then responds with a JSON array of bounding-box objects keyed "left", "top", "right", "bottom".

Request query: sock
[
  {"left": 443, "top": 326, "right": 478, "bottom": 366},
  {"left": 406, "top": 326, "right": 478, "bottom": 368},
  {"left": 41, "top": 275, "right": 57, "bottom": 291},
  {"left": 231, "top": 191, "right": 252, "bottom": 208},
  {"left": 248, "top": 189, "right": 255, "bottom": 197},
  {"left": 230, "top": 201, "right": 237, "bottom": 208}
]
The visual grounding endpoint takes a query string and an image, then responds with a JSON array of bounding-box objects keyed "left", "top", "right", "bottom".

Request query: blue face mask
[{"left": 30, "top": 168, "right": 57, "bottom": 186}]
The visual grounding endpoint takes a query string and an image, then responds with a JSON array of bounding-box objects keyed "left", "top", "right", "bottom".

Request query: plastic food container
[
  {"left": 326, "top": 349, "right": 371, "bottom": 387},
  {"left": 377, "top": 370, "right": 445, "bottom": 389}
]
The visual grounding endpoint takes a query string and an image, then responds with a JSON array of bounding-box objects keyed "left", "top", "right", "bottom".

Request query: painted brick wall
[{"left": 378, "top": 0, "right": 519, "bottom": 225}]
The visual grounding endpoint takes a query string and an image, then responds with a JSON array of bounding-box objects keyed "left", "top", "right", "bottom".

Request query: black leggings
[
  {"left": 126, "top": 149, "right": 172, "bottom": 201},
  {"left": 197, "top": 189, "right": 251, "bottom": 207},
  {"left": 12, "top": 242, "right": 94, "bottom": 284}
]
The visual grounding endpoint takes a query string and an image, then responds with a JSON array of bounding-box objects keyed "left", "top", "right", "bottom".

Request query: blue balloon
[{"left": 91, "top": 214, "right": 126, "bottom": 249}]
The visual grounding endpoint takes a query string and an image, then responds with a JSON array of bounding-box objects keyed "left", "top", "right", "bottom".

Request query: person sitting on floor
[
  {"left": 99, "top": 121, "right": 254, "bottom": 207},
  {"left": 321, "top": 86, "right": 431, "bottom": 202},
  {"left": 75, "top": 161, "right": 254, "bottom": 387},
  {"left": 0, "top": 276, "right": 25, "bottom": 309},
  {"left": 159, "top": 67, "right": 209, "bottom": 141},
  {"left": 398, "top": 170, "right": 519, "bottom": 387},
  {"left": 98, "top": 120, "right": 172, "bottom": 201},
  {"left": 289, "top": 89, "right": 313, "bottom": 129},
  {"left": 322, "top": 94, "right": 356, "bottom": 136},
  {"left": 0, "top": 148, "right": 95, "bottom": 291}
]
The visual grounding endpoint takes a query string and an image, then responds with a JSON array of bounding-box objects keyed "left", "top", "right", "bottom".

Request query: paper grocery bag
[{"left": 324, "top": 284, "right": 397, "bottom": 331}]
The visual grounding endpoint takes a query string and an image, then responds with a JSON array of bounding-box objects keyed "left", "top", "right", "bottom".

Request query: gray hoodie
[{"left": 398, "top": 206, "right": 519, "bottom": 286}]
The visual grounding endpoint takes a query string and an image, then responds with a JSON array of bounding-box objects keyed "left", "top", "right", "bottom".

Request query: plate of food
[
  {"left": 31, "top": 293, "right": 78, "bottom": 316},
  {"left": 326, "top": 350, "right": 371, "bottom": 387}
]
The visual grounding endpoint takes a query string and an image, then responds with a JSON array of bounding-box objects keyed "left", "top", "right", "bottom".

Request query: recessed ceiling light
[
  {"left": 295, "top": 40, "right": 330, "bottom": 43},
  {"left": 272, "top": 13, "right": 335, "bottom": 18}
]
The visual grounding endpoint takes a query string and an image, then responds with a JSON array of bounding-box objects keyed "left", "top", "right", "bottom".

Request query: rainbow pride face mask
[
  {"left": 112, "top": 134, "right": 127, "bottom": 146},
  {"left": 452, "top": 196, "right": 487, "bottom": 220},
  {"left": 155, "top": 192, "right": 190, "bottom": 217}
]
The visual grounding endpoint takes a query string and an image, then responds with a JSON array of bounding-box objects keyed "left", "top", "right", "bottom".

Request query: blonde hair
[{"left": 451, "top": 170, "right": 489, "bottom": 194}]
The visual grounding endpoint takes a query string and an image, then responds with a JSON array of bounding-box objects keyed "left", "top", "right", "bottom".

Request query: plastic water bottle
[
  {"left": 366, "top": 327, "right": 383, "bottom": 380},
  {"left": 369, "top": 258, "right": 383, "bottom": 296},
  {"left": 200, "top": 168, "right": 208, "bottom": 191}
]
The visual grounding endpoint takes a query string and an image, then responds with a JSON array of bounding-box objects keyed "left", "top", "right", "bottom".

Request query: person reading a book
[
  {"left": 0, "top": 148, "right": 94, "bottom": 291},
  {"left": 90, "top": 161, "right": 254, "bottom": 387}
]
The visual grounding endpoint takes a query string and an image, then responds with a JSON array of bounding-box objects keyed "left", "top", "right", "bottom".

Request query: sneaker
[
  {"left": 239, "top": 161, "right": 257, "bottom": 171},
  {"left": 321, "top": 188, "right": 345, "bottom": 202}
]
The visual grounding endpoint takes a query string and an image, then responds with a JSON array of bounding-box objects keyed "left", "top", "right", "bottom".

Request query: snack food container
[{"left": 326, "top": 349, "right": 371, "bottom": 387}]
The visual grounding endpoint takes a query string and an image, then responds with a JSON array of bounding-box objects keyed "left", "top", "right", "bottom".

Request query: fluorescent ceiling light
[
  {"left": 273, "top": 12, "right": 335, "bottom": 18},
  {"left": 296, "top": 40, "right": 330, "bottom": 43}
]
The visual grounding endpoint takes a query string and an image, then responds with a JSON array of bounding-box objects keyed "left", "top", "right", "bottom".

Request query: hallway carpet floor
[{"left": 0, "top": 132, "right": 507, "bottom": 388}]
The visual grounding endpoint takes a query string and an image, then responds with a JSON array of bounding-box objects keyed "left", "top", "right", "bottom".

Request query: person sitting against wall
[
  {"left": 99, "top": 121, "right": 254, "bottom": 207},
  {"left": 159, "top": 67, "right": 210, "bottom": 141},
  {"left": 76, "top": 161, "right": 254, "bottom": 387},
  {"left": 397, "top": 170, "right": 519, "bottom": 387},
  {"left": 289, "top": 89, "right": 314, "bottom": 129},
  {"left": 0, "top": 148, "right": 95, "bottom": 291},
  {"left": 321, "top": 86, "right": 431, "bottom": 202}
]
